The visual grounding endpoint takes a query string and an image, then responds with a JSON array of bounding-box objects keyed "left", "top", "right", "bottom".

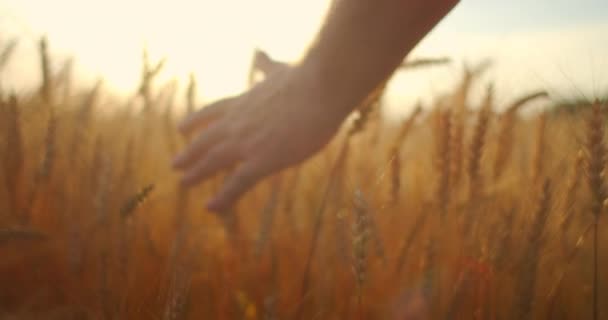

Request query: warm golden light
[
  {"left": 2, "top": 0, "right": 331, "bottom": 101},
  {"left": 1, "top": 0, "right": 607, "bottom": 112}
]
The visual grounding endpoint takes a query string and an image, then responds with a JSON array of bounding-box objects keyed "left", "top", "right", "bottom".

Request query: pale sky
[{"left": 1, "top": 0, "right": 607, "bottom": 116}]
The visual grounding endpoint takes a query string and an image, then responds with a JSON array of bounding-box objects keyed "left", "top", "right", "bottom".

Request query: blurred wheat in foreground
[{"left": 0, "top": 38, "right": 607, "bottom": 320}]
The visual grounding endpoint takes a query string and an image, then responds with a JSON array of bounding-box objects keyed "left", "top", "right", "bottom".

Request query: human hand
[{"left": 172, "top": 65, "right": 346, "bottom": 212}]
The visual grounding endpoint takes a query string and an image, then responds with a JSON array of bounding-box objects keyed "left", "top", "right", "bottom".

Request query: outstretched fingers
[
  {"left": 207, "top": 158, "right": 269, "bottom": 212},
  {"left": 178, "top": 97, "right": 234, "bottom": 136},
  {"left": 173, "top": 121, "right": 225, "bottom": 169},
  {"left": 180, "top": 142, "right": 239, "bottom": 187}
]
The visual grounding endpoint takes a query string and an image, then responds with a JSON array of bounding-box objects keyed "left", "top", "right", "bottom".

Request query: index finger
[{"left": 178, "top": 97, "right": 234, "bottom": 136}]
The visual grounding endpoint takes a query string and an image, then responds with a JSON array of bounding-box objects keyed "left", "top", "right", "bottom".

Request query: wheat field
[{"left": 0, "top": 38, "right": 607, "bottom": 320}]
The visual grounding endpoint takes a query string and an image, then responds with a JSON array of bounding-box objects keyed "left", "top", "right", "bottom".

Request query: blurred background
[
  {"left": 1, "top": 0, "right": 607, "bottom": 115},
  {"left": 1, "top": 2, "right": 608, "bottom": 319}
]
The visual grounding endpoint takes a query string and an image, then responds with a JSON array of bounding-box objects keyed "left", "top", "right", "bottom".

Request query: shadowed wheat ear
[
  {"left": 447, "top": 62, "right": 489, "bottom": 189},
  {"left": 584, "top": 100, "right": 606, "bottom": 320},
  {"left": 467, "top": 84, "right": 493, "bottom": 202},
  {"left": 346, "top": 104, "right": 387, "bottom": 264}
]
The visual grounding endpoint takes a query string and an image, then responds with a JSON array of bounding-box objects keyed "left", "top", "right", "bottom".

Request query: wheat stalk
[
  {"left": 546, "top": 221, "right": 595, "bottom": 318},
  {"left": 139, "top": 47, "right": 165, "bottom": 112},
  {"left": 3, "top": 94, "right": 23, "bottom": 220},
  {"left": 255, "top": 175, "right": 283, "bottom": 257},
  {"left": 449, "top": 107, "right": 465, "bottom": 188},
  {"left": 186, "top": 73, "right": 196, "bottom": 114},
  {"left": 394, "top": 209, "right": 428, "bottom": 276},
  {"left": 296, "top": 105, "right": 372, "bottom": 319},
  {"left": 163, "top": 184, "right": 192, "bottom": 319},
  {"left": 20, "top": 109, "right": 57, "bottom": 225},
  {"left": 388, "top": 106, "right": 421, "bottom": 204},
  {"left": 513, "top": 179, "right": 551, "bottom": 320},
  {"left": 79, "top": 79, "right": 103, "bottom": 122},
  {"left": 531, "top": 111, "right": 547, "bottom": 183},
  {"left": 57, "top": 57, "right": 73, "bottom": 104},
  {"left": 37, "top": 111, "right": 57, "bottom": 182},
  {"left": 282, "top": 167, "right": 301, "bottom": 238},
  {"left": 39, "top": 37, "right": 53, "bottom": 104},
  {"left": 559, "top": 150, "right": 584, "bottom": 254}
]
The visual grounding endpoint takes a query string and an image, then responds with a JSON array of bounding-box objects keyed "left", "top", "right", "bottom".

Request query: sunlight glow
[
  {"left": 1, "top": 0, "right": 330, "bottom": 100},
  {"left": 1, "top": 0, "right": 607, "bottom": 115}
]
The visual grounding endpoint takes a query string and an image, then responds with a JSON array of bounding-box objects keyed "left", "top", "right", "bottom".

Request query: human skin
[{"left": 172, "top": 0, "right": 460, "bottom": 212}]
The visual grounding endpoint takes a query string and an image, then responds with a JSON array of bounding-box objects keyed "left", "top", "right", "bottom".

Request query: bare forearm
[{"left": 300, "top": 0, "right": 459, "bottom": 116}]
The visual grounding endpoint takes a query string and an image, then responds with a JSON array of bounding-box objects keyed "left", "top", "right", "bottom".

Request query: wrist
[{"left": 293, "top": 55, "right": 357, "bottom": 122}]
